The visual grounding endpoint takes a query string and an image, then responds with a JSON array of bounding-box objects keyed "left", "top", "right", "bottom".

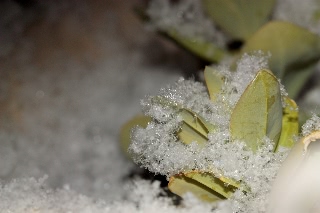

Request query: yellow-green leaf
[
  {"left": 281, "top": 63, "right": 316, "bottom": 99},
  {"left": 150, "top": 96, "right": 215, "bottom": 145},
  {"left": 241, "top": 21, "right": 320, "bottom": 97},
  {"left": 178, "top": 109, "right": 216, "bottom": 145},
  {"left": 184, "top": 172, "right": 239, "bottom": 198},
  {"left": 275, "top": 97, "right": 299, "bottom": 152},
  {"left": 230, "top": 70, "right": 282, "bottom": 152},
  {"left": 178, "top": 122, "right": 208, "bottom": 145},
  {"left": 120, "top": 115, "right": 152, "bottom": 158},
  {"left": 179, "top": 109, "right": 215, "bottom": 135},
  {"left": 166, "top": 30, "right": 226, "bottom": 62},
  {"left": 168, "top": 171, "right": 238, "bottom": 202},
  {"left": 204, "top": 66, "right": 224, "bottom": 101},
  {"left": 202, "top": 0, "right": 275, "bottom": 40}
]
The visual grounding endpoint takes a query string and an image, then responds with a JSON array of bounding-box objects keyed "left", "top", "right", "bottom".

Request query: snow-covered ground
[{"left": 0, "top": 0, "right": 192, "bottom": 211}]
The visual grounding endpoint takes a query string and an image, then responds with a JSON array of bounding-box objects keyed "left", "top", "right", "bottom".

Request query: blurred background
[{"left": 0, "top": 0, "right": 203, "bottom": 201}]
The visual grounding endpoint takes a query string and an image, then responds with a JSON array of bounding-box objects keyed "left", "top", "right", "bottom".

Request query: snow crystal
[
  {"left": 273, "top": 0, "right": 320, "bottom": 35},
  {"left": 146, "top": 0, "right": 227, "bottom": 47},
  {"left": 302, "top": 113, "right": 320, "bottom": 136}
]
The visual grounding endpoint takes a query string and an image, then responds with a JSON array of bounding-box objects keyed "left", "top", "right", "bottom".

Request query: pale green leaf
[
  {"left": 282, "top": 64, "right": 315, "bottom": 99},
  {"left": 166, "top": 30, "right": 226, "bottom": 62},
  {"left": 168, "top": 171, "right": 238, "bottom": 202},
  {"left": 202, "top": 0, "right": 275, "bottom": 40},
  {"left": 230, "top": 70, "right": 282, "bottom": 152},
  {"left": 241, "top": 21, "right": 320, "bottom": 97},
  {"left": 179, "top": 108, "right": 215, "bottom": 135},
  {"left": 204, "top": 66, "right": 224, "bottom": 101},
  {"left": 275, "top": 97, "right": 299, "bottom": 152},
  {"left": 184, "top": 172, "right": 237, "bottom": 198},
  {"left": 168, "top": 174, "right": 222, "bottom": 202},
  {"left": 178, "top": 109, "right": 215, "bottom": 145},
  {"left": 177, "top": 122, "right": 208, "bottom": 146}
]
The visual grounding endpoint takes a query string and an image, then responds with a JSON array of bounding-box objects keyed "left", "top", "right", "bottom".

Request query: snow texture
[
  {"left": 0, "top": 177, "right": 219, "bottom": 213},
  {"left": 130, "top": 52, "right": 288, "bottom": 212}
]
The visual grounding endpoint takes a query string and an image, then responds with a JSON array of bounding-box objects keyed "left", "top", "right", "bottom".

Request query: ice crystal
[{"left": 146, "top": 0, "right": 227, "bottom": 47}]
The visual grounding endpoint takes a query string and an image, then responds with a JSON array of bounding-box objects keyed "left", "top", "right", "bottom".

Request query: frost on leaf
[{"left": 129, "top": 52, "right": 290, "bottom": 212}]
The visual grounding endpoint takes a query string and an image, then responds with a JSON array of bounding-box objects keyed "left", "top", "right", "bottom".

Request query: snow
[
  {"left": 0, "top": 177, "right": 218, "bottom": 213},
  {"left": 1, "top": 0, "right": 320, "bottom": 212}
]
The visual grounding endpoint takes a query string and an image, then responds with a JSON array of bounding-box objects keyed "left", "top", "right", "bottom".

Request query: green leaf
[
  {"left": 179, "top": 109, "right": 215, "bottom": 134},
  {"left": 166, "top": 30, "right": 226, "bottom": 62},
  {"left": 178, "top": 109, "right": 215, "bottom": 145},
  {"left": 168, "top": 171, "right": 238, "bottom": 202},
  {"left": 282, "top": 63, "right": 316, "bottom": 99},
  {"left": 134, "top": 7, "right": 226, "bottom": 62},
  {"left": 241, "top": 21, "right": 320, "bottom": 97},
  {"left": 150, "top": 96, "right": 215, "bottom": 145},
  {"left": 275, "top": 97, "right": 299, "bottom": 152},
  {"left": 120, "top": 115, "right": 152, "bottom": 158},
  {"left": 204, "top": 66, "right": 224, "bottom": 101},
  {"left": 202, "top": 0, "right": 275, "bottom": 40},
  {"left": 178, "top": 122, "right": 208, "bottom": 145},
  {"left": 230, "top": 70, "right": 283, "bottom": 152}
]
